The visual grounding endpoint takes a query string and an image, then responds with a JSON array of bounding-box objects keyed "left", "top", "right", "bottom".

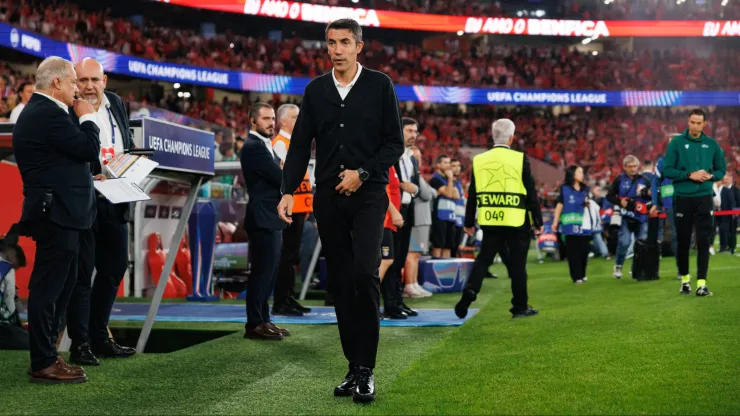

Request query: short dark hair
[
  {"left": 689, "top": 108, "right": 706, "bottom": 121},
  {"left": 436, "top": 154, "right": 450, "bottom": 163},
  {"left": 402, "top": 117, "right": 417, "bottom": 127},
  {"left": 0, "top": 238, "right": 27, "bottom": 268},
  {"left": 325, "top": 18, "right": 363, "bottom": 44},
  {"left": 248, "top": 102, "right": 273, "bottom": 124},
  {"left": 17, "top": 82, "right": 32, "bottom": 95}
]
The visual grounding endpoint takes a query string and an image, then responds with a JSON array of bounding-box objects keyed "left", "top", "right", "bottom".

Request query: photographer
[
  {"left": 0, "top": 231, "right": 29, "bottom": 350},
  {"left": 552, "top": 166, "right": 593, "bottom": 284},
  {"left": 606, "top": 155, "right": 652, "bottom": 279}
]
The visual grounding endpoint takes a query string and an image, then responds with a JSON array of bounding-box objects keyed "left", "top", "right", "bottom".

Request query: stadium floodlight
[
  {"left": 582, "top": 38, "right": 592, "bottom": 44},
  {"left": 457, "top": 30, "right": 464, "bottom": 36},
  {"left": 173, "top": 83, "right": 181, "bottom": 89},
  {"left": 592, "top": 51, "right": 598, "bottom": 56},
  {"left": 177, "top": 91, "right": 183, "bottom": 98},
  {"left": 229, "top": 43, "right": 234, "bottom": 48}
]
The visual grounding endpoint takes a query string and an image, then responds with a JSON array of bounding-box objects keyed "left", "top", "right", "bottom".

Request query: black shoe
[
  {"left": 485, "top": 272, "right": 498, "bottom": 279},
  {"left": 91, "top": 338, "right": 136, "bottom": 358},
  {"left": 455, "top": 289, "right": 477, "bottom": 319},
  {"left": 400, "top": 303, "right": 418, "bottom": 317},
  {"left": 324, "top": 293, "right": 335, "bottom": 307},
  {"left": 382, "top": 308, "right": 408, "bottom": 320},
  {"left": 352, "top": 367, "right": 376, "bottom": 403},
  {"left": 288, "top": 297, "right": 312, "bottom": 313},
  {"left": 511, "top": 306, "right": 539, "bottom": 319},
  {"left": 272, "top": 303, "right": 304, "bottom": 317},
  {"left": 69, "top": 343, "right": 100, "bottom": 366},
  {"left": 334, "top": 366, "right": 357, "bottom": 397}
]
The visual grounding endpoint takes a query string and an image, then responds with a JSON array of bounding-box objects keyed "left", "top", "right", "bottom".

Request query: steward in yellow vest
[{"left": 454, "top": 119, "right": 543, "bottom": 320}]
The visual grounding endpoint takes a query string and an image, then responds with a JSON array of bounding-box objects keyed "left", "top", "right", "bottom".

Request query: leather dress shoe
[
  {"left": 400, "top": 303, "right": 418, "bottom": 317},
  {"left": 334, "top": 366, "right": 357, "bottom": 397},
  {"left": 266, "top": 322, "right": 291, "bottom": 337},
  {"left": 70, "top": 343, "right": 101, "bottom": 366},
  {"left": 511, "top": 306, "right": 539, "bottom": 319},
  {"left": 352, "top": 367, "right": 376, "bottom": 403},
  {"left": 272, "top": 303, "right": 304, "bottom": 317},
  {"left": 455, "top": 289, "right": 477, "bottom": 319},
  {"left": 92, "top": 338, "right": 136, "bottom": 358},
  {"left": 288, "top": 297, "right": 311, "bottom": 313},
  {"left": 57, "top": 356, "right": 85, "bottom": 375},
  {"left": 382, "top": 308, "right": 408, "bottom": 320},
  {"left": 244, "top": 323, "right": 283, "bottom": 340},
  {"left": 29, "top": 358, "right": 88, "bottom": 384}
]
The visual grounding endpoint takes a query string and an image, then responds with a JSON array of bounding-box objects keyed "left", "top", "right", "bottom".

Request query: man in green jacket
[{"left": 663, "top": 108, "right": 726, "bottom": 296}]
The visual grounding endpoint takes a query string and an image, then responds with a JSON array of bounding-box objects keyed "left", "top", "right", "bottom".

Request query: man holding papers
[{"left": 66, "top": 58, "right": 138, "bottom": 366}]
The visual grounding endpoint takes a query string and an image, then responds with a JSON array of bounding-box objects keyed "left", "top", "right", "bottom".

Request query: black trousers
[
  {"left": 674, "top": 195, "right": 714, "bottom": 280},
  {"left": 718, "top": 216, "right": 733, "bottom": 250},
  {"left": 273, "top": 213, "right": 306, "bottom": 306},
  {"left": 731, "top": 217, "right": 738, "bottom": 252},
  {"left": 565, "top": 235, "right": 591, "bottom": 282},
  {"left": 245, "top": 229, "right": 282, "bottom": 327},
  {"left": 67, "top": 199, "right": 129, "bottom": 346},
  {"left": 382, "top": 204, "right": 412, "bottom": 310},
  {"left": 450, "top": 226, "right": 463, "bottom": 257},
  {"left": 27, "top": 222, "right": 91, "bottom": 371},
  {"left": 314, "top": 184, "right": 387, "bottom": 369},
  {"left": 464, "top": 226, "right": 530, "bottom": 313}
]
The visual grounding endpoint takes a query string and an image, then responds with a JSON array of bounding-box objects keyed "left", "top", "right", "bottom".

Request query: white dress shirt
[
  {"left": 272, "top": 129, "right": 291, "bottom": 162},
  {"left": 398, "top": 147, "right": 415, "bottom": 205},
  {"left": 332, "top": 63, "right": 363, "bottom": 100},
  {"left": 9, "top": 102, "right": 25, "bottom": 123},
  {"left": 33, "top": 92, "right": 98, "bottom": 127},
  {"left": 251, "top": 130, "right": 277, "bottom": 161},
  {"left": 93, "top": 94, "right": 124, "bottom": 169}
]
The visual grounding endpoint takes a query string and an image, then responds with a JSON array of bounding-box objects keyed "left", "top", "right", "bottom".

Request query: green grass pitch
[{"left": 1, "top": 252, "right": 739, "bottom": 415}]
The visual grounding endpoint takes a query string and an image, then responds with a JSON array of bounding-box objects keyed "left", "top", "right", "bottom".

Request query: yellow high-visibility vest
[{"left": 472, "top": 147, "right": 527, "bottom": 227}]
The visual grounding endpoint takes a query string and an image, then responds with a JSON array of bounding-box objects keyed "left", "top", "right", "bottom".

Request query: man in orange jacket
[{"left": 272, "top": 104, "right": 313, "bottom": 315}]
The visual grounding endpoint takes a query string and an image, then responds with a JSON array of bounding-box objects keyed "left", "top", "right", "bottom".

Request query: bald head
[{"left": 76, "top": 58, "right": 107, "bottom": 109}]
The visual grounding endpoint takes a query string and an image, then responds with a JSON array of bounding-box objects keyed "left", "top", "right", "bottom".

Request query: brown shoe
[
  {"left": 266, "top": 322, "right": 291, "bottom": 337},
  {"left": 29, "top": 359, "right": 88, "bottom": 384},
  {"left": 57, "top": 356, "right": 86, "bottom": 376},
  {"left": 244, "top": 323, "right": 283, "bottom": 340}
]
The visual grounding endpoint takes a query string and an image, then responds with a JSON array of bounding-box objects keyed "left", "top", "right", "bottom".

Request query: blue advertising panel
[
  {"left": 141, "top": 117, "right": 215, "bottom": 176},
  {"left": 1, "top": 22, "right": 739, "bottom": 107}
]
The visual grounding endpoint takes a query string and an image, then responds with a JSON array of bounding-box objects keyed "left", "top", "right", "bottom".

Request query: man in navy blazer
[
  {"left": 240, "top": 103, "right": 289, "bottom": 340},
  {"left": 12, "top": 56, "right": 99, "bottom": 383}
]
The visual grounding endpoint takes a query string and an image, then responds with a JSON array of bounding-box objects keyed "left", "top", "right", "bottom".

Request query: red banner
[{"left": 157, "top": 0, "right": 740, "bottom": 37}]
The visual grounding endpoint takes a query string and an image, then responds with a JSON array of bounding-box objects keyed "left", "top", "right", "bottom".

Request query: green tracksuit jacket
[{"left": 662, "top": 129, "right": 726, "bottom": 198}]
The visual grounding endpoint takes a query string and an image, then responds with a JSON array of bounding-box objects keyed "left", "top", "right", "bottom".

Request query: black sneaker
[
  {"left": 91, "top": 338, "right": 136, "bottom": 358},
  {"left": 680, "top": 283, "right": 691, "bottom": 295},
  {"left": 696, "top": 286, "right": 713, "bottom": 296},
  {"left": 455, "top": 289, "right": 476, "bottom": 319},
  {"left": 511, "top": 306, "right": 539, "bottom": 319},
  {"left": 288, "top": 297, "right": 312, "bottom": 313}
]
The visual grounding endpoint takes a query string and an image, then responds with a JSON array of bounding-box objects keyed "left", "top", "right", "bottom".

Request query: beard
[{"left": 84, "top": 94, "right": 100, "bottom": 106}]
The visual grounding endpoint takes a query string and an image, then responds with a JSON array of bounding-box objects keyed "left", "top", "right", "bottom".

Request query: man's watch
[{"left": 357, "top": 168, "right": 370, "bottom": 182}]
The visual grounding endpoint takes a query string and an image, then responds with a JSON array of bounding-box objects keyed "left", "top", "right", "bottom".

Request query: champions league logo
[{"left": 9, "top": 28, "right": 19, "bottom": 48}]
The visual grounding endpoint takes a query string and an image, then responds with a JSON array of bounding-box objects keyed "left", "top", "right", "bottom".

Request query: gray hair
[
  {"left": 491, "top": 118, "right": 516, "bottom": 145},
  {"left": 276, "top": 103, "right": 299, "bottom": 122},
  {"left": 35, "top": 56, "right": 73, "bottom": 90},
  {"left": 622, "top": 155, "right": 640, "bottom": 167}
]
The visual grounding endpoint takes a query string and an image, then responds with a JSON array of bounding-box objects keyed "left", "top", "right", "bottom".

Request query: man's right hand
[
  {"left": 277, "top": 194, "right": 294, "bottom": 224},
  {"left": 392, "top": 212, "right": 404, "bottom": 228},
  {"left": 73, "top": 99, "right": 94, "bottom": 117}
]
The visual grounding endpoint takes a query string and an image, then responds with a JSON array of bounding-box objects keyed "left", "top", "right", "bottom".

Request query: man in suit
[
  {"left": 719, "top": 175, "right": 737, "bottom": 253},
  {"left": 12, "top": 56, "right": 100, "bottom": 383},
  {"left": 240, "top": 103, "right": 289, "bottom": 340},
  {"left": 65, "top": 58, "right": 136, "bottom": 366},
  {"left": 278, "top": 18, "right": 404, "bottom": 403}
]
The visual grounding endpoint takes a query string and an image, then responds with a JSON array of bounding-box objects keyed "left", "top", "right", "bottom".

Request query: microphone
[{"left": 125, "top": 148, "right": 155, "bottom": 156}]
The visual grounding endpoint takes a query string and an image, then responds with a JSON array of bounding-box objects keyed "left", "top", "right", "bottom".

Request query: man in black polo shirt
[{"left": 278, "top": 18, "right": 404, "bottom": 404}]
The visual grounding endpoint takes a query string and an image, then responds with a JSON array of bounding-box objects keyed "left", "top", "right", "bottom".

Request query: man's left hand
[
  {"left": 400, "top": 181, "right": 418, "bottom": 194},
  {"left": 464, "top": 226, "right": 475, "bottom": 236},
  {"left": 93, "top": 174, "right": 107, "bottom": 181},
  {"left": 336, "top": 170, "right": 363, "bottom": 195}
]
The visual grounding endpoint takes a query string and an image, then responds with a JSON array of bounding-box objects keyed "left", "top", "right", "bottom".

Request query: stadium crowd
[{"left": 2, "top": 2, "right": 740, "bottom": 90}]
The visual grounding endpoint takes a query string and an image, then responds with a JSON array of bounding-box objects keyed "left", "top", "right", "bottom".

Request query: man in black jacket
[
  {"left": 65, "top": 58, "right": 136, "bottom": 366},
  {"left": 719, "top": 175, "right": 737, "bottom": 253},
  {"left": 12, "top": 56, "right": 100, "bottom": 383},
  {"left": 278, "top": 19, "right": 404, "bottom": 404},
  {"left": 240, "top": 103, "right": 289, "bottom": 341}
]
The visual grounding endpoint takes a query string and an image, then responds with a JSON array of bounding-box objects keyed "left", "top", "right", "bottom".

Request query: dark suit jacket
[
  {"left": 721, "top": 186, "right": 737, "bottom": 211},
  {"left": 240, "top": 134, "right": 286, "bottom": 231},
  {"left": 12, "top": 93, "right": 101, "bottom": 230},
  {"left": 69, "top": 91, "right": 134, "bottom": 223}
]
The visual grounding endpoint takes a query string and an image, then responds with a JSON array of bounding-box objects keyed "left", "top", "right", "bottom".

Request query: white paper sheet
[
  {"left": 94, "top": 178, "right": 151, "bottom": 204},
  {"left": 105, "top": 153, "right": 159, "bottom": 184}
]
